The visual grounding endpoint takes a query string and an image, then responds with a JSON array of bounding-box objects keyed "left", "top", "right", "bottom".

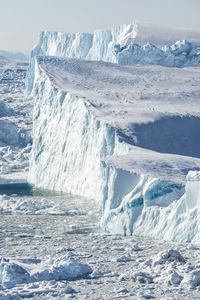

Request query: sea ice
[
  {"left": 120, "top": 248, "right": 200, "bottom": 289},
  {"left": 0, "top": 194, "right": 77, "bottom": 215}
]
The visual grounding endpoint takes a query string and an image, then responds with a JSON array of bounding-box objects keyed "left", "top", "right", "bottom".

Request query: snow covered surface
[
  {"left": 120, "top": 248, "right": 200, "bottom": 289},
  {"left": 104, "top": 148, "right": 200, "bottom": 184},
  {"left": 0, "top": 193, "right": 84, "bottom": 215},
  {"left": 37, "top": 56, "right": 200, "bottom": 129}
]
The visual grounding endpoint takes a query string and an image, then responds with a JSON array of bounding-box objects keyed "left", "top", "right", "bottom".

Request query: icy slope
[
  {"left": 29, "top": 56, "right": 200, "bottom": 242},
  {"left": 26, "top": 21, "right": 200, "bottom": 96}
]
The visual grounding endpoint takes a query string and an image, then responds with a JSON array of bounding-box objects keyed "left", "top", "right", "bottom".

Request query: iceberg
[
  {"left": 28, "top": 54, "right": 200, "bottom": 242},
  {"left": 26, "top": 21, "right": 200, "bottom": 96}
]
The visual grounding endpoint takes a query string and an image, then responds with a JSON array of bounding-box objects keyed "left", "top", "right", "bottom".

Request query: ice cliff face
[
  {"left": 28, "top": 55, "right": 200, "bottom": 242},
  {"left": 29, "top": 58, "right": 132, "bottom": 209},
  {"left": 26, "top": 21, "right": 200, "bottom": 96}
]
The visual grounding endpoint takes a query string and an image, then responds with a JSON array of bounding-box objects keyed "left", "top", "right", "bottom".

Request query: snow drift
[{"left": 28, "top": 54, "right": 200, "bottom": 242}]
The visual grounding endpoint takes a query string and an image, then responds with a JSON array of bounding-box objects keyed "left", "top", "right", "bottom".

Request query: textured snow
[
  {"left": 0, "top": 118, "right": 19, "bottom": 145},
  {"left": 104, "top": 148, "right": 200, "bottom": 183},
  {"left": 36, "top": 56, "right": 200, "bottom": 158}
]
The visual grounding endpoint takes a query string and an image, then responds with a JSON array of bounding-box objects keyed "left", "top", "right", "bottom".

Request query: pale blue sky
[{"left": 0, "top": 0, "right": 200, "bottom": 51}]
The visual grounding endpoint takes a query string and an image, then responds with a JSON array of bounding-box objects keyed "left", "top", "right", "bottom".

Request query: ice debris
[
  {"left": 115, "top": 253, "right": 132, "bottom": 262},
  {"left": 120, "top": 249, "right": 200, "bottom": 289},
  {"left": 0, "top": 194, "right": 76, "bottom": 215}
]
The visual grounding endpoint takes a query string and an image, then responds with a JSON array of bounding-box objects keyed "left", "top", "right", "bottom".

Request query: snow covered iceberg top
[
  {"left": 37, "top": 56, "right": 200, "bottom": 126},
  {"left": 34, "top": 55, "right": 200, "bottom": 182},
  {"left": 37, "top": 55, "right": 200, "bottom": 154}
]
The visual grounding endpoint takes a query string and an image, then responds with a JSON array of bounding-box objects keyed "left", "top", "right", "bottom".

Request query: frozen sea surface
[{"left": 0, "top": 180, "right": 200, "bottom": 299}]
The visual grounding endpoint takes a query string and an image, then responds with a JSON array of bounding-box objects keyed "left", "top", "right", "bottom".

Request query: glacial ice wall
[
  {"left": 28, "top": 59, "right": 134, "bottom": 210},
  {"left": 26, "top": 21, "right": 200, "bottom": 96},
  {"left": 28, "top": 62, "right": 184, "bottom": 230}
]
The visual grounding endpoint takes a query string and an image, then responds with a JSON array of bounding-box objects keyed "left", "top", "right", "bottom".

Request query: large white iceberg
[
  {"left": 26, "top": 21, "right": 200, "bottom": 96},
  {"left": 28, "top": 54, "right": 200, "bottom": 242}
]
